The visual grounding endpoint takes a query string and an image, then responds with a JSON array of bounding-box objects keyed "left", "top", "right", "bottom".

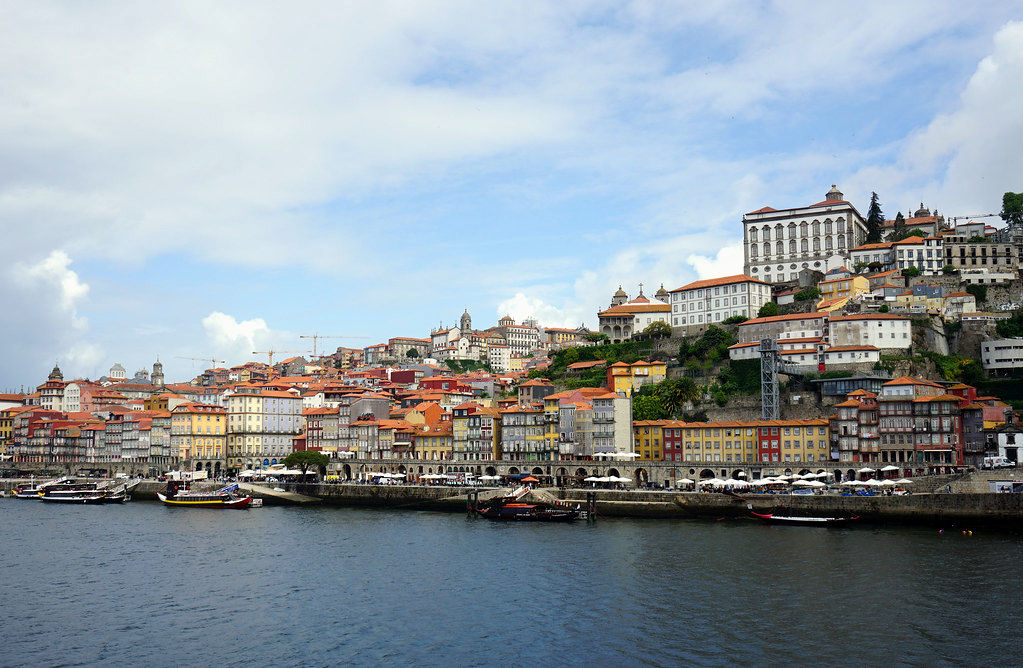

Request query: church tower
[
  {"left": 152, "top": 359, "right": 165, "bottom": 388},
  {"left": 48, "top": 363, "right": 63, "bottom": 381},
  {"left": 460, "top": 309, "right": 472, "bottom": 335},
  {"left": 611, "top": 286, "right": 628, "bottom": 307}
]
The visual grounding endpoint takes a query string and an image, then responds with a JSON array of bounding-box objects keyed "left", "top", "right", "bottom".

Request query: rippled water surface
[{"left": 2, "top": 500, "right": 1022, "bottom": 667}]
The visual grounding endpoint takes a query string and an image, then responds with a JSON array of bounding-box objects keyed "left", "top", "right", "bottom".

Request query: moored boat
[
  {"left": 157, "top": 482, "right": 252, "bottom": 509},
  {"left": 474, "top": 486, "right": 581, "bottom": 522},
  {"left": 750, "top": 511, "right": 859, "bottom": 527}
]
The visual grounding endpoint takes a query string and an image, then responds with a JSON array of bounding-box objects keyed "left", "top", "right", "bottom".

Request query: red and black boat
[{"left": 474, "top": 486, "right": 581, "bottom": 522}]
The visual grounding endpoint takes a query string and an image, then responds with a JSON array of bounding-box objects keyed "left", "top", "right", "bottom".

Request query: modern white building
[
  {"left": 736, "top": 312, "right": 829, "bottom": 343},
  {"left": 668, "top": 274, "right": 771, "bottom": 328},
  {"left": 981, "top": 338, "right": 1023, "bottom": 375},
  {"left": 742, "top": 184, "right": 869, "bottom": 283}
]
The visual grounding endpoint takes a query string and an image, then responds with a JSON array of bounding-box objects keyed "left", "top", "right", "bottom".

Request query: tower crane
[
  {"left": 251, "top": 349, "right": 310, "bottom": 367},
  {"left": 175, "top": 356, "right": 227, "bottom": 367},
  {"left": 948, "top": 212, "right": 1000, "bottom": 225},
  {"left": 299, "top": 334, "right": 370, "bottom": 358}
]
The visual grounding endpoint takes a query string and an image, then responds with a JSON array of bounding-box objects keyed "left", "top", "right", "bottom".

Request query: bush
[
  {"left": 966, "top": 283, "right": 987, "bottom": 304},
  {"left": 757, "top": 302, "right": 780, "bottom": 318},
  {"left": 795, "top": 287, "right": 820, "bottom": 302},
  {"left": 996, "top": 312, "right": 1023, "bottom": 338},
  {"left": 878, "top": 304, "right": 889, "bottom": 313},
  {"left": 902, "top": 267, "right": 921, "bottom": 277}
]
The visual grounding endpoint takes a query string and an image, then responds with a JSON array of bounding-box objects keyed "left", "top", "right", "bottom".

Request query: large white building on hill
[{"left": 743, "top": 184, "right": 869, "bottom": 283}]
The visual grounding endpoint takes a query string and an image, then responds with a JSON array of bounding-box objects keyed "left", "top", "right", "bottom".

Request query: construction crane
[
  {"left": 299, "top": 334, "right": 370, "bottom": 358},
  {"left": 251, "top": 349, "right": 311, "bottom": 367},
  {"left": 175, "top": 356, "right": 226, "bottom": 367},
  {"left": 949, "top": 212, "right": 1001, "bottom": 225}
]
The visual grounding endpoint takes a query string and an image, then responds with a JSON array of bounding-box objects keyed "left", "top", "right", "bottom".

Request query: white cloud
[
  {"left": 496, "top": 292, "right": 586, "bottom": 329},
  {"left": 687, "top": 242, "right": 745, "bottom": 280},
  {"left": 201, "top": 311, "right": 292, "bottom": 363},
  {"left": 0, "top": 250, "right": 102, "bottom": 383}
]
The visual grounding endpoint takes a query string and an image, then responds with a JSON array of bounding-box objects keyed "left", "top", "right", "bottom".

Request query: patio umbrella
[
  {"left": 861, "top": 479, "right": 882, "bottom": 486},
  {"left": 841, "top": 479, "right": 864, "bottom": 486},
  {"left": 616, "top": 477, "right": 633, "bottom": 483},
  {"left": 880, "top": 465, "right": 900, "bottom": 472},
  {"left": 894, "top": 478, "right": 914, "bottom": 484},
  {"left": 807, "top": 480, "right": 827, "bottom": 487},
  {"left": 583, "top": 476, "right": 601, "bottom": 482},
  {"left": 676, "top": 478, "right": 694, "bottom": 485},
  {"left": 880, "top": 479, "right": 897, "bottom": 486},
  {"left": 791, "top": 480, "right": 814, "bottom": 487},
  {"left": 857, "top": 467, "right": 876, "bottom": 473}
]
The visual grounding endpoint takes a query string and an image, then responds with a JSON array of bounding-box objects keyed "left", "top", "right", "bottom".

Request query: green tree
[
  {"left": 902, "top": 266, "right": 921, "bottom": 277},
  {"left": 967, "top": 235, "right": 989, "bottom": 243},
  {"left": 722, "top": 315, "right": 747, "bottom": 325},
  {"left": 795, "top": 287, "right": 820, "bottom": 301},
  {"left": 966, "top": 283, "right": 987, "bottom": 304},
  {"left": 585, "top": 332, "right": 609, "bottom": 343},
  {"left": 1001, "top": 191, "right": 1023, "bottom": 227},
  {"left": 757, "top": 302, "right": 780, "bottom": 318},
  {"left": 282, "top": 450, "right": 330, "bottom": 476},
  {"left": 405, "top": 348, "right": 420, "bottom": 358},
  {"left": 942, "top": 264, "right": 956, "bottom": 275},
  {"left": 996, "top": 312, "right": 1023, "bottom": 338},
  {"left": 865, "top": 191, "right": 885, "bottom": 243},
  {"left": 642, "top": 321, "right": 672, "bottom": 338},
  {"left": 632, "top": 394, "right": 668, "bottom": 420},
  {"left": 887, "top": 212, "right": 906, "bottom": 241},
  {"left": 878, "top": 304, "right": 890, "bottom": 313}
]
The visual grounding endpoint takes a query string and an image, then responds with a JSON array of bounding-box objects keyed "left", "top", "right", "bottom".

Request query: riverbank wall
[{"left": 6, "top": 477, "right": 1023, "bottom": 528}]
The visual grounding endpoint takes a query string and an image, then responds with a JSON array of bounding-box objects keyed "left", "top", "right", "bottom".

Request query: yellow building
[
  {"left": 171, "top": 403, "right": 227, "bottom": 472},
  {"left": 633, "top": 420, "right": 669, "bottom": 460},
  {"left": 818, "top": 275, "right": 869, "bottom": 303},
  {"left": 415, "top": 424, "right": 453, "bottom": 461},
  {"left": 607, "top": 360, "right": 668, "bottom": 395},
  {"left": 894, "top": 290, "right": 944, "bottom": 312},
  {"left": 757, "top": 419, "right": 830, "bottom": 464},
  {"left": 674, "top": 421, "right": 759, "bottom": 463}
]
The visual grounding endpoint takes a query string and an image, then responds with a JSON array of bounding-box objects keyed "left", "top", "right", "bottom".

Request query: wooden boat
[
  {"left": 750, "top": 511, "right": 859, "bottom": 527},
  {"left": 39, "top": 488, "right": 109, "bottom": 504},
  {"left": 14, "top": 476, "right": 76, "bottom": 499},
  {"left": 474, "top": 486, "right": 581, "bottom": 522},
  {"left": 157, "top": 482, "right": 252, "bottom": 509}
]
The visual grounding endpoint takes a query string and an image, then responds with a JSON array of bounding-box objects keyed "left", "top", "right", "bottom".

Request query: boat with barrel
[
  {"left": 157, "top": 481, "right": 252, "bottom": 509},
  {"left": 474, "top": 486, "right": 582, "bottom": 522}
]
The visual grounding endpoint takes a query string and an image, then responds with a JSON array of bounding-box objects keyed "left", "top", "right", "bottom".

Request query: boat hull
[
  {"left": 40, "top": 493, "right": 109, "bottom": 504},
  {"left": 476, "top": 504, "right": 580, "bottom": 522},
  {"left": 157, "top": 492, "right": 252, "bottom": 509},
  {"left": 751, "top": 511, "right": 859, "bottom": 527}
]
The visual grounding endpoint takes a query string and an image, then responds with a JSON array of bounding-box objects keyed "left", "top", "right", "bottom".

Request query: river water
[{"left": 2, "top": 500, "right": 1021, "bottom": 667}]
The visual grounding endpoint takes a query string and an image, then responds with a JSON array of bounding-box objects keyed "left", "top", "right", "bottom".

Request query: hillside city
[{"left": 3, "top": 185, "right": 1023, "bottom": 484}]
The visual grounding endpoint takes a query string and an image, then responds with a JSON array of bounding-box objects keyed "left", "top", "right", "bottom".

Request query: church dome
[
  {"left": 48, "top": 364, "right": 63, "bottom": 381},
  {"left": 613, "top": 285, "right": 627, "bottom": 297},
  {"left": 914, "top": 203, "right": 931, "bottom": 218},
  {"left": 654, "top": 283, "right": 669, "bottom": 302},
  {"left": 825, "top": 184, "right": 844, "bottom": 202}
]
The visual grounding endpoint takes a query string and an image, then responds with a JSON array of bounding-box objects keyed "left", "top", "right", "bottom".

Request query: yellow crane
[
  {"left": 299, "top": 334, "right": 369, "bottom": 358},
  {"left": 175, "top": 356, "right": 226, "bottom": 366},
  {"left": 251, "top": 349, "right": 310, "bottom": 367}
]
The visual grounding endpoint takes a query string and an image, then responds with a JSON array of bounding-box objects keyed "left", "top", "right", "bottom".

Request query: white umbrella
[
  {"left": 857, "top": 467, "right": 876, "bottom": 473},
  {"left": 583, "top": 476, "right": 601, "bottom": 482},
  {"left": 616, "top": 477, "right": 633, "bottom": 483},
  {"left": 880, "top": 465, "right": 900, "bottom": 472},
  {"left": 861, "top": 479, "right": 882, "bottom": 486},
  {"left": 894, "top": 478, "right": 914, "bottom": 484},
  {"left": 736, "top": 471, "right": 747, "bottom": 478},
  {"left": 676, "top": 478, "right": 694, "bottom": 485},
  {"left": 880, "top": 479, "right": 897, "bottom": 486},
  {"left": 807, "top": 480, "right": 827, "bottom": 487},
  {"left": 792, "top": 480, "right": 815, "bottom": 487},
  {"left": 841, "top": 479, "right": 864, "bottom": 486}
]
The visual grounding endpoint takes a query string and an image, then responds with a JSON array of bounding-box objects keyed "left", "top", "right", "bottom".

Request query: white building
[
  {"left": 597, "top": 292, "right": 671, "bottom": 343},
  {"left": 487, "top": 344, "right": 511, "bottom": 372},
  {"left": 742, "top": 184, "right": 869, "bottom": 283},
  {"left": 981, "top": 338, "right": 1023, "bottom": 374},
  {"left": 668, "top": 274, "right": 771, "bottom": 328},
  {"left": 822, "top": 345, "right": 880, "bottom": 365},
  {"left": 736, "top": 312, "right": 829, "bottom": 343},
  {"left": 891, "top": 236, "right": 943, "bottom": 274},
  {"left": 227, "top": 389, "right": 303, "bottom": 469},
  {"left": 828, "top": 314, "right": 911, "bottom": 349},
  {"left": 849, "top": 241, "right": 896, "bottom": 271}
]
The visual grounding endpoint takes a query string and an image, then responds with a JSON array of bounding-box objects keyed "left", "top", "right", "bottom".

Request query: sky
[{"left": 2, "top": 1, "right": 1023, "bottom": 389}]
